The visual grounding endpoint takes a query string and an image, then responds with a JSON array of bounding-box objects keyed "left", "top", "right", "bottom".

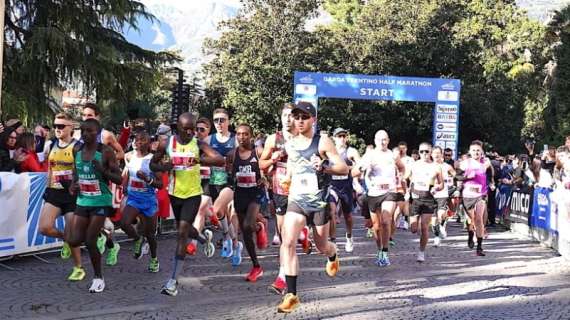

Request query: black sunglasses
[
  {"left": 293, "top": 114, "right": 311, "bottom": 120},
  {"left": 213, "top": 118, "right": 227, "bottom": 124},
  {"left": 419, "top": 150, "right": 430, "bottom": 154},
  {"left": 53, "top": 123, "right": 70, "bottom": 130}
]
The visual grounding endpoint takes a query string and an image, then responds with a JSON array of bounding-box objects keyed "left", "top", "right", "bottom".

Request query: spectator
[
  {"left": 6, "top": 119, "right": 25, "bottom": 136},
  {"left": 0, "top": 127, "right": 18, "bottom": 172},
  {"left": 16, "top": 132, "right": 46, "bottom": 173},
  {"left": 537, "top": 145, "right": 556, "bottom": 188},
  {"left": 411, "top": 149, "right": 419, "bottom": 161},
  {"left": 565, "top": 135, "right": 570, "bottom": 149},
  {"left": 443, "top": 148, "right": 454, "bottom": 166}
]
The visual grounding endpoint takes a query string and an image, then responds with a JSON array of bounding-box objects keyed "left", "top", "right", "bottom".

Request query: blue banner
[
  {"left": 531, "top": 187, "right": 552, "bottom": 231},
  {"left": 496, "top": 184, "right": 512, "bottom": 218}
]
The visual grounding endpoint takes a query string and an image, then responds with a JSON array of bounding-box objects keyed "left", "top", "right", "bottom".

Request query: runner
[
  {"left": 153, "top": 113, "right": 225, "bottom": 296},
  {"left": 227, "top": 124, "right": 266, "bottom": 282},
  {"left": 353, "top": 130, "right": 405, "bottom": 267},
  {"left": 66, "top": 119, "right": 122, "bottom": 293},
  {"left": 459, "top": 140, "right": 493, "bottom": 256},
  {"left": 432, "top": 146, "right": 456, "bottom": 245},
  {"left": 276, "top": 102, "right": 348, "bottom": 313},
  {"left": 120, "top": 131, "right": 162, "bottom": 272},
  {"left": 329, "top": 127, "right": 360, "bottom": 252},
  {"left": 38, "top": 112, "right": 84, "bottom": 281},
  {"left": 205, "top": 108, "right": 236, "bottom": 201},
  {"left": 390, "top": 147, "right": 408, "bottom": 246},
  {"left": 406, "top": 142, "right": 443, "bottom": 262}
]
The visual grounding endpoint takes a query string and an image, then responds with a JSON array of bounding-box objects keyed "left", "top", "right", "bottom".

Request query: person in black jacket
[{"left": 0, "top": 126, "right": 18, "bottom": 172}]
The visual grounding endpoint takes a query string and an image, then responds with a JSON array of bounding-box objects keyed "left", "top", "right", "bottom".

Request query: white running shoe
[
  {"left": 345, "top": 236, "right": 354, "bottom": 253},
  {"left": 89, "top": 278, "right": 105, "bottom": 293},
  {"left": 402, "top": 220, "right": 409, "bottom": 230},
  {"left": 433, "top": 237, "right": 441, "bottom": 247},
  {"left": 141, "top": 241, "right": 150, "bottom": 256},
  {"left": 417, "top": 251, "right": 425, "bottom": 263},
  {"left": 272, "top": 233, "right": 281, "bottom": 246},
  {"left": 440, "top": 222, "right": 448, "bottom": 239}
]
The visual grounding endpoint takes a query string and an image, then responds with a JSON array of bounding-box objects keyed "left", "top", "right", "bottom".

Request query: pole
[{"left": 0, "top": 0, "right": 6, "bottom": 117}]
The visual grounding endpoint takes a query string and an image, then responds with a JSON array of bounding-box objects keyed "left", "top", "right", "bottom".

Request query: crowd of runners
[{"left": 1, "top": 101, "right": 570, "bottom": 314}]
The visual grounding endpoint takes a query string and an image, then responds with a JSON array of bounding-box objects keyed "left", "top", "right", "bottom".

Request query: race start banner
[{"left": 293, "top": 71, "right": 461, "bottom": 158}]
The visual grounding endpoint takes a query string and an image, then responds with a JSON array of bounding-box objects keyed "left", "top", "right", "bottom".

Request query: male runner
[
  {"left": 459, "top": 140, "right": 493, "bottom": 256},
  {"left": 121, "top": 131, "right": 162, "bottom": 272},
  {"left": 406, "top": 142, "right": 443, "bottom": 262},
  {"left": 38, "top": 112, "right": 84, "bottom": 281},
  {"left": 276, "top": 102, "right": 348, "bottom": 313},
  {"left": 329, "top": 127, "right": 360, "bottom": 252},
  {"left": 154, "top": 113, "right": 224, "bottom": 296},
  {"left": 353, "top": 130, "right": 405, "bottom": 267},
  {"left": 389, "top": 147, "right": 408, "bottom": 246},
  {"left": 227, "top": 124, "right": 266, "bottom": 282},
  {"left": 432, "top": 146, "right": 456, "bottom": 245},
  {"left": 67, "top": 119, "right": 122, "bottom": 293},
  {"left": 205, "top": 108, "right": 236, "bottom": 201}
]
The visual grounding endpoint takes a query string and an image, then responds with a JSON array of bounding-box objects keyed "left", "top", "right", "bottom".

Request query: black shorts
[
  {"left": 208, "top": 184, "right": 227, "bottom": 202},
  {"left": 273, "top": 193, "right": 288, "bottom": 216},
  {"left": 411, "top": 197, "right": 436, "bottom": 216},
  {"left": 201, "top": 179, "right": 211, "bottom": 197},
  {"left": 287, "top": 201, "right": 330, "bottom": 227},
  {"left": 234, "top": 189, "right": 263, "bottom": 216},
  {"left": 367, "top": 193, "right": 400, "bottom": 213},
  {"left": 435, "top": 198, "right": 449, "bottom": 211},
  {"left": 329, "top": 186, "right": 353, "bottom": 215},
  {"left": 75, "top": 206, "right": 114, "bottom": 218},
  {"left": 463, "top": 196, "right": 486, "bottom": 211},
  {"left": 357, "top": 194, "right": 370, "bottom": 219},
  {"left": 43, "top": 188, "right": 76, "bottom": 214},
  {"left": 169, "top": 195, "right": 201, "bottom": 223},
  {"left": 393, "top": 193, "right": 405, "bottom": 203}
]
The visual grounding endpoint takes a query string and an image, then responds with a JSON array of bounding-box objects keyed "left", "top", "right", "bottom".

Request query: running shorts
[
  {"left": 43, "top": 188, "right": 76, "bottom": 214},
  {"left": 169, "top": 195, "right": 201, "bottom": 223},
  {"left": 367, "top": 192, "right": 400, "bottom": 214}
]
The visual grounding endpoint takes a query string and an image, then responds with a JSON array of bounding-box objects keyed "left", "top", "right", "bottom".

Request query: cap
[
  {"left": 292, "top": 101, "right": 316, "bottom": 117},
  {"left": 156, "top": 124, "right": 172, "bottom": 135},
  {"left": 333, "top": 127, "right": 348, "bottom": 137}
]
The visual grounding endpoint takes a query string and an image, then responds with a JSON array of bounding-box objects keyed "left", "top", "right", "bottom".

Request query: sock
[
  {"left": 106, "top": 238, "right": 114, "bottom": 249},
  {"left": 382, "top": 247, "right": 388, "bottom": 253},
  {"left": 285, "top": 275, "right": 297, "bottom": 295},
  {"left": 328, "top": 253, "right": 337, "bottom": 262},
  {"left": 171, "top": 255, "right": 185, "bottom": 280},
  {"left": 196, "top": 233, "right": 206, "bottom": 245},
  {"left": 220, "top": 216, "right": 229, "bottom": 234},
  {"left": 346, "top": 233, "right": 352, "bottom": 239},
  {"left": 389, "top": 237, "right": 393, "bottom": 242},
  {"left": 477, "top": 237, "right": 483, "bottom": 250},
  {"left": 468, "top": 230, "right": 474, "bottom": 242},
  {"left": 434, "top": 225, "right": 440, "bottom": 237},
  {"left": 441, "top": 220, "right": 446, "bottom": 226},
  {"left": 278, "top": 266, "right": 285, "bottom": 279}
]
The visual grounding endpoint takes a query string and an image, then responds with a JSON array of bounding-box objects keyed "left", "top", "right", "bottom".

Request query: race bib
[
  {"left": 79, "top": 179, "right": 102, "bottom": 196},
  {"left": 414, "top": 181, "right": 430, "bottom": 192},
  {"left": 200, "top": 166, "right": 211, "bottom": 180},
  {"left": 129, "top": 178, "right": 148, "bottom": 193},
  {"left": 369, "top": 176, "right": 392, "bottom": 194},
  {"left": 332, "top": 174, "right": 349, "bottom": 180},
  {"left": 468, "top": 185, "right": 482, "bottom": 194},
  {"left": 171, "top": 151, "right": 196, "bottom": 171},
  {"left": 236, "top": 172, "right": 257, "bottom": 188},
  {"left": 53, "top": 170, "right": 73, "bottom": 187},
  {"left": 291, "top": 173, "right": 319, "bottom": 194}
]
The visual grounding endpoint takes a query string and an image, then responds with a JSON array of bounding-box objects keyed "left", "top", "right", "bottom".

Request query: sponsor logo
[
  {"left": 435, "top": 122, "right": 457, "bottom": 132},
  {"left": 436, "top": 113, "right": 457, "bottom": 123},
  {"left": 511, "top": 191, "right": 530, "bottom": 215},
  {"left": 446, "top": 141, "right": 457, "bottom": 149},
  {"left": 435, "top": 132, "right": 457, "bottom": 141},
  {"left": 299, "top": 75, "right": 314, "bottom": 84},
  {"left": 436, "top": 104, "right": 458, "bottom": 114},
  {"left": 537, "top": 193, "right": 549, "bottom": 206},
  {"left": 295, "top": 84, "right": 317, "bottom": 96},
  {"left": 441, "top": 82, "right": 456, "bottom": 90},
  {"left": 434, "top": 140, "right": 446, "bottom": 148},
  {"left": 437, "top": 91, "right": 459, "bottom": 102}
]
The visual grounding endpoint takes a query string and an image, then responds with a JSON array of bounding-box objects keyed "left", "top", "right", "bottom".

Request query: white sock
[{"left": 278, "top": 266, "right": 285, "bottom": 279}]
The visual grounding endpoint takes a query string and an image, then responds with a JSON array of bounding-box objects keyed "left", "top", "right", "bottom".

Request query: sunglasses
[
  {"left": 293, "top": 114, "right": 311, "bottom": 120},
  {"left": 336, "top": 134, "right": 347, "bottom": 138},
  {"left": 213, "top": 118, "right": 227, "bottom": 124},
  {"left": 419, "top": 150, "right": 430, "bottom": 154},
  {"left": 53, "top": 124, "right": 70, "bottom": 130},
  {"left": 444, "top": 153, "right": 452, "bottom": 157},
  {"left": 197, "top": 127, "right": 208, "bottom": 133}
]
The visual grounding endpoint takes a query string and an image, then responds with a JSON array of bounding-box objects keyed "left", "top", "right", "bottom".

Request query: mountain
[{"left": 125, "top": 1, "right": 570, "bottom": 76}]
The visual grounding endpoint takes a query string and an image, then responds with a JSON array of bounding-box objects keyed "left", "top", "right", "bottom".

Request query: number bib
[
  {"left": 291, "top": 173, "right": 319, "bottom": 195},
  {"left": 52, "top": 170, "right": 73, "bottom": 188},
  {"left": 272, "top": 162, "right": 289, "bottom": 195},
  {"left": 79, "top": 179, "right": 102, "bottom": 196},
  {"left": 332, "top": 174, "right": 349, "bottom": 180},
  {"left": 200, "top": 166, "right": 211, "bottom": 180},
  {"left": 171, "top": 151, "right": 197, "bottom": 171},
  {"left": 369, "top": 177, "right": 393, "bottom": 195},
  {"left": 129, "top": 178, "right": 148, "bottom": 193},
  {"left": 236, "top": 172, "right": 257, "bottom": 188}
]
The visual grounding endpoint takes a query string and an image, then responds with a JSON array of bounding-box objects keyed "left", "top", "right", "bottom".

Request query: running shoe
[
  {"left": 141, "top": 241, "right": 150, "bottom": 256},
  {"left": 366, "top": 228, "right": 374, "bottom": 238},
  {"left": 96, "top": 234, "right": 106, "bottom": 254},
  {"left": 272, "top": 233, "right": 281, "bottom": 246},
  {"left": 60, "top": 242, "right": 71, "bottom": 260},
  {"left": 256, "top": 222, "right": 268, "bottom": 250},
  {"left": 148, "top": 257, "right": 160, "bottom": 273},
  {"left": 186, "top": 242, "right": 197, "bottom": 255},
  {"left": 203, "top": 230, "right": 215, "bottom": 258},
  {"left": 440, "top": 221, "right": 448, "bottom": 239},
  {"left": 402, "top": 220, "right": 409, "bottom": 230},
  {"left": 300, "top": 226, "right": 310, "bottom": 254},
  {"left": 467, "top": 238, "right": 475, "bottom": 249},
  {"left": 231, "top": 241, "right": 243, "bottom": 267},
  {"left": 133, "top": 237, "right": 144, "bottom": 259},
  {"left": 375, "top": 251, "right": 390, "bottom": 267},
  {"left": 345, "top": 236, "right": 354, "bottom": 253},
  {"left": 325, "top": 253, "right": 340, "bottom": 277},
  {"left": 245, "top": 266, "right": 264, "bottom": 282},
  {"left": 269, "top": 276, "right": 287, "bottom": 295},
  {"left": 89, "top": 278, "right": 105, "bottom": 293},
  {"left": 67, "top": 266, "right": 86, "bottom": 281},
  {"left": 433, "top": 236, "right": 441, "bottom": 247},
  {"left": 417, "top": 251, "right": 425, "bottom": 263},
  {"left": 389, "top": 239, "right": 396, "bottom": 247},
  {"left": 476, "top": 248, "right": 486, "bottom": 257},
  {"left": 106, "top": 242, "right": 120, "bottom": 266},
  {"left": 277, "top": 293, "right": 300, "bottom": 313},
  {"left": 221, "top": 237, "right": 233, "bottom": 258},
  {"left": 161, "top": 278, "right": 178, "bottom": 296}
]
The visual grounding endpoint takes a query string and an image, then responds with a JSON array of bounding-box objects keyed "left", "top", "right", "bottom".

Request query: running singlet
[
  {"left": 209, "top": 133, "right": 236, "bottom": 185},
  {"left": 126, "top": 153, "right": 156, "bottom": 197},
  {"left": 233, "top": 148, "right": 261, "bottom": 190},
  {"left": 461, "top": 158, "right": 487, "bottom": 198},
  {"left": 48, "top": 139, "right": 77, "bottom": 189},
  {"left": 286, "top": 135, "right": 327, "bottom": 211},
  {"left": 434, "top": 162, "right": 453, "bottom": 198},
  {"left": 410, "top": 163, "right": 437, "bottom": 199},
  {"left": 331, "top": 147, "right": 353, "bottom": 191},
  {"left": 363, "top": 150, "right": 397, "bottom": 197},
  {"left": 75, "top": 145, "right": 112, "bottom": 207},
  {"left": 167, "top": 136, "right": 202, "bottom": 199},
  {"left": 271, "top": 131, "right": 289, "bottom": 196}
]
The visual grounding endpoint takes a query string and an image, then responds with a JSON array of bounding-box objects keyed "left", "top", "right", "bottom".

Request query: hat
[
  {"left": 292, "top": 101, "right": 316, "bottom": 117},
  {"left": 156, "top": 124, "right": 172, "bottom": 135},
  {"left": 333, "top": 128, "right": 348, "bottom": 137}
]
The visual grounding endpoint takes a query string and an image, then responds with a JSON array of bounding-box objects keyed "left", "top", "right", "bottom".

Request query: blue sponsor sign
[
  {"left": 530, "top": 187, "right": 552, "bottom": 231},
  {"left": 496, "top": 184, "right": 512, "bottom": 218},
  {"left": 293, "top": 71, "right": 461, "bottom": 158}
]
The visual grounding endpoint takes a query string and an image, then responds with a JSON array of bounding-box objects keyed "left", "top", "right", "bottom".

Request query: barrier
[{"left": 0, "top": 172, "right": 64, "bottom": 258}]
